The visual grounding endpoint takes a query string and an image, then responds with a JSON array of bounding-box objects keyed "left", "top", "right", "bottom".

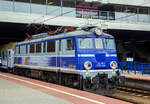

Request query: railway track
[{"left": 109, "top": 86, "right": 150, "bottom": 104}]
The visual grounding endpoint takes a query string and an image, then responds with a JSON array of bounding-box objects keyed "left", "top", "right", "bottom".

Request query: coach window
[
  {"left": 18, "top": 46, "right": 20, "bottom": 54},
  {"left": 30, "top": 44, "right": 35, "bottom": 53},
  {"left": 36, "top": 43, "right": 41, "bottom": 53},
  {"left": 26, "top": 45, "right": 28, "bottom": 54},
  {"left": 59, "top": 40, "right": 61, "bottom": 51},
  {"left": 47, "top": 41, "right": 55, "bottom": 52},
  {"left": 4, "top": 51, "right": 7, "bottom": 59},
  {"left": 20, "top": 45, "right": 26, "bottom": 55},
  {"left": 8, "top": 51, "right": 11, "bottom": 57},
  {"left": 66, "top": 39, "right": 75, "bottom": 50},
  {"left": 2, "top": 51, "right": 4, "bottom": 59},
  {"left": 15, "top": 47, "right": 16, "bottom": 55},
  {"left": 43, "top": 42, "right": 46, "bottom": 53},
  {"left": 0, "top": 51, "right": 1, "bottom": 57},
  {"left": 15, "top": 46, "right": 18, "bottom": 55}
]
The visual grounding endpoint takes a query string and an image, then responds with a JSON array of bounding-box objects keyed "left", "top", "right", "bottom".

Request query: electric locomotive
[{"left": 10, "top": 27, "right": 124, "bottom": 95}]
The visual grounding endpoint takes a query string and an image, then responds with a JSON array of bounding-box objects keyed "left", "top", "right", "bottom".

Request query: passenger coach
[{"left": 0, "top": 49, "right": 14, "bottom": 70}]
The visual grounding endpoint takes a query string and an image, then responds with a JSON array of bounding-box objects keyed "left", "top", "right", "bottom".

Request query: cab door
[
  {"left": 56, "top": 39, "right": 76, "bottom": 69},
  {"left": 56, "top": 40, "right": 62, "bottom": 68}
]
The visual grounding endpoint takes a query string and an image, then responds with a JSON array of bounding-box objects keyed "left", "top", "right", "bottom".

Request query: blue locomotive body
[
  {"left": 1, "top": 28, "right": 125, "bottom": 95},
  {"left": 76, "top": 35, "right": 118, "bottom": 78}
]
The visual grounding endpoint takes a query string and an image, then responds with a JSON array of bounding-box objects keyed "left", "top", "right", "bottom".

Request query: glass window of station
[
  {"left": 7, "top": 0, "right": 76, "bottom": 7},
  {"left": 116, "top": 6, "right": 137, "bottom": 13},
  {"left": 116, "top": 5, "right": 149, "bottom": 14},
  {"left": 14, "top": 0, "right": 30, "bottom": 3}
]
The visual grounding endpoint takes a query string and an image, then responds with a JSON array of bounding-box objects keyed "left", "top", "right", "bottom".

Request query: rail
[
  {"left": 118, "top": 62, "right": 150, "bottom": 75},
  {"left": 110, "top": 86, "right": 150, "bottom": 104}
]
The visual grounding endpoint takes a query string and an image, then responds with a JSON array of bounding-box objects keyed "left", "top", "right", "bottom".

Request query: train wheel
[
  {"left": 78, "top": 76, "right": 83, "bottom": 90},
  {"left": 82, "top": 79, "right": 93, "bottom": 92}
]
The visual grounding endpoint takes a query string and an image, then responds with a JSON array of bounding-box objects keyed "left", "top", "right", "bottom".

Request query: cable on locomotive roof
[
  {"left": 26, "top": 33, "right": 32, "bottom": 39},
  {"left": 25, "top": 25, "right": 76, "bottom": 40},
  {"left": 26, "top": 24, "right": 75, "bottom": 36},
  {"left": 25, "top": 25, "right": 106, "bottom": 40},
  {"left": 25, "top": 24, "right": 52, "bottom": 39},
  {"left": 54, "top": 27, "right": 76, "bottom": 33}
]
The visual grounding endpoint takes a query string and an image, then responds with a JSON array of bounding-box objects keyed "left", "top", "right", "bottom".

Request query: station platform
[
  {"left": 0, "top": 78, "right": 72, "bottom": 104},
  {"left": 0, "top": 72, "right": 132, "bottom": 104},
  {"left": 121, "top": 72, "right": 150, "bottom": 82}
]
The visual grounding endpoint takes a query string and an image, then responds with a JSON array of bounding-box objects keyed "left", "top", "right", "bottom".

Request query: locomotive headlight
[
  {"left": 84, "top": 61, "right": 92, "bottom": 70},
  {"left": 110, "top": 61, "right": 117, "bottom": 69},
  {"left": 95, "top": 28, "right": 102, "bottom": 35}
]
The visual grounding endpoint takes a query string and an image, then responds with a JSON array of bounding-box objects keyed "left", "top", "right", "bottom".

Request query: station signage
[{"left": 76, "top": 6, "right": 98, "bottom": 18}]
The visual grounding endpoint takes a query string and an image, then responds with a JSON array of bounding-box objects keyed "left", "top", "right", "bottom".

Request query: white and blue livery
[{"left": 7, "top": 27, "right": 124, "bottom": 95}]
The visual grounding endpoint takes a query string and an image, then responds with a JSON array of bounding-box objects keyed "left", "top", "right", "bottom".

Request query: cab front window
[
  {"left": 78, "top": 38, "right": 93, "bottom": 49},
  {"left": 95, "top": 38, "right": 103, "bottom": 49},
  {"left": 104, "top": 39, "right": 115, "bottom": 50}
]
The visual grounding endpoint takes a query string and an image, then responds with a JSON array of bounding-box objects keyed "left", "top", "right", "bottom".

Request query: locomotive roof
[{"left": 17, "top": 30, "right": 114, "bottom": 45}]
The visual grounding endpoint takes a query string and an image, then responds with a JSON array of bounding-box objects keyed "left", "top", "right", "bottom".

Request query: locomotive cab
[
  {"left": 75, "top": 28, "right": 124, "bottom": 95},
  {"left": 76, "top": 33, "right": 118, "bottom": 76}
]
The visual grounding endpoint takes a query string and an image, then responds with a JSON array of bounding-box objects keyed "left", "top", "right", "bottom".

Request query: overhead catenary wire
[
  {"left": 41, "top": 10, "right": 75, "bottom": 24},
  {"left": 25, "top": 1, "right": 76, "bottom": 33},
  {"left": 25, "top": 9, "right": 75, "bottom": 35},
  {"left": 26, "top": 8, "right": 62, "bottom": 28},
  {"left": 27, "top": 0, "right": 76, "bottom": 26}
]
